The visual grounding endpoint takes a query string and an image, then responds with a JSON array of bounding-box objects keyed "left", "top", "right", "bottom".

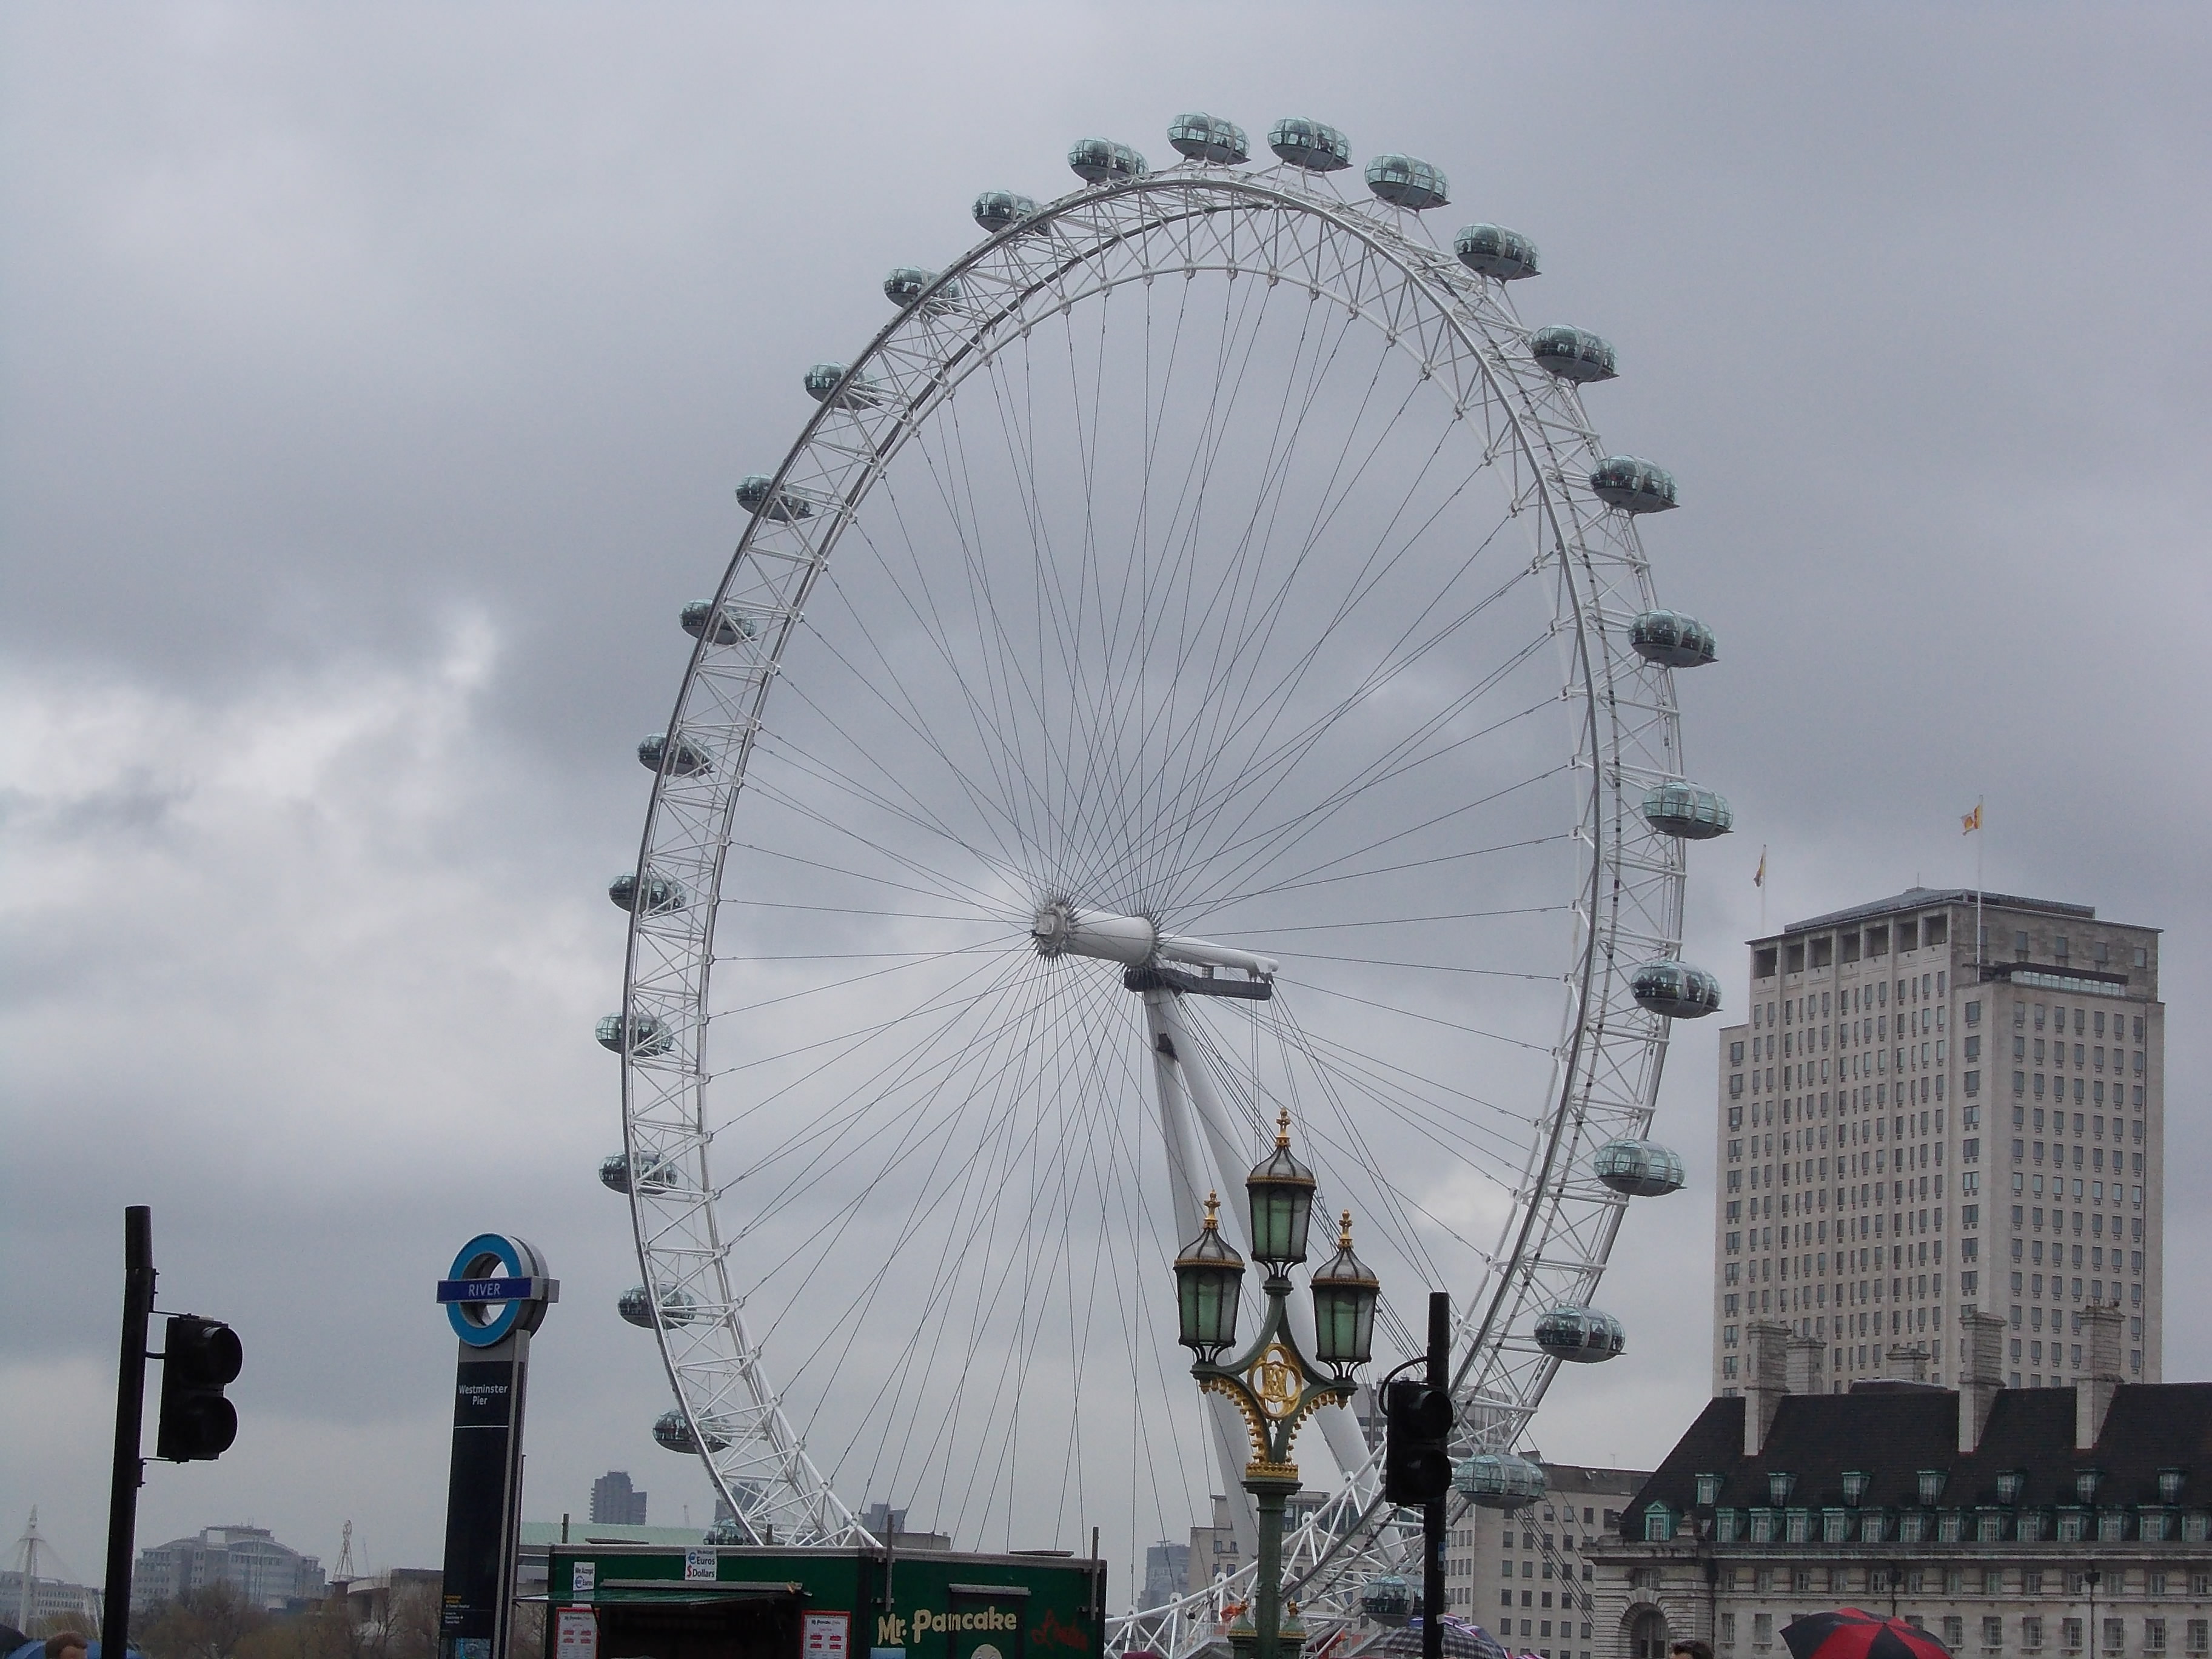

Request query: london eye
[{"left": 600, "top": 110, "right": 1728, "bottom": 1655}]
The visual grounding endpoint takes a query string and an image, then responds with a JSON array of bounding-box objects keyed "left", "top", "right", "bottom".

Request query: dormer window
[
  {"left": 1998, "top": 1470, "right": 2026, "bottom": 1504},
  {"left": 2076, "top": 1469, "right": 2102, "bottom": 1504},
  {"left": 1843, "top": 1470, "right": 1871, "bottom": 1506},
  {"left": 1696, "top": 1473, "right": 1722, "bottom": 1507},
  {"left": 2159, "top": 1469, "right": 2187, "bottom": 1503},
  {"left": 1769, "top": 1471, "right": 1796, "bottom": 1505},
  {"left": 1919, "top": 1470, "right": 1948, "bottom": 1506}
]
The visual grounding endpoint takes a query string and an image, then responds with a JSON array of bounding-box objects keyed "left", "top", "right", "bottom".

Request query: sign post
[{"left": 435, "top": 1234, "right": 557, "bottom": 1659}]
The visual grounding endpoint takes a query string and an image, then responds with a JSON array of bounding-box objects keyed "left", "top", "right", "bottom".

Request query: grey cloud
[{"left": 3, "top": 0, "right": 2207, "bottom": 1583}]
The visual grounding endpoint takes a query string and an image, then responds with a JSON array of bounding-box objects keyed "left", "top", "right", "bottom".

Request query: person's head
[
  {"left": 1671, "top": 1641, "right": 1714, "bottom": 1659},
  {"left": 47, "top": 1632, "right": 89, "bottom": 1659}
]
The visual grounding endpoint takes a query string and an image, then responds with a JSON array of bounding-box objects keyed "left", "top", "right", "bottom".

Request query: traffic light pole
[
  {"left": 103, "top": 1206, "right": 156, "bottom": 1659},
  {"left": 1423, "top": 1292, "right": 1446, "bottom": 1659}
]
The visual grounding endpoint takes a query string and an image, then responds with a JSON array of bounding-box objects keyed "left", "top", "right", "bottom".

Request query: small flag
[
  {"left": 1962, "top": 803, "right": 1982, "bottom": 834},
  {"left": 1754, "top": 846, "right": 1766, "bottom": 888}
]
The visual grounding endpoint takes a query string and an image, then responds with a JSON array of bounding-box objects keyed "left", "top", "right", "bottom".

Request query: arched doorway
[{"left": 1630, "top": 1610, "right": 1670, "bottom": 1659}]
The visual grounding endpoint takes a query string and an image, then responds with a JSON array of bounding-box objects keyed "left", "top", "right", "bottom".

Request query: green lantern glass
[
  {"left": 1310, "top": 1210, "right": 1378, "bottom": 1374},
  {"left": 1245, "top": 1110, "right": 1317, "bottom": 1270},
  {"left": 1175, "top": 1191, "right": 1245, "bottom": 1357}
]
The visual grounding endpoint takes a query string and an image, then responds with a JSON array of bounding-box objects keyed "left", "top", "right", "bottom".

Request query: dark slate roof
[
  {"left": 1625, "top": 1384, "right": 2212, "bottom": 1522},
  {"left": 1777, "top": 887, "right": 2096, "bottom": 937}
]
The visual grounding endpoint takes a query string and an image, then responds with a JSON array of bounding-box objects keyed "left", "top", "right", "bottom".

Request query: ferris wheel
[{"left": 601, "top": 112, "right": 1729, "bottom": 1652}]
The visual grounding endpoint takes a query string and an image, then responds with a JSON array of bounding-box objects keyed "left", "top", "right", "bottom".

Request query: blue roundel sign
[{"left": 437, "top": 1233, "right": 558, "bottom": 1346}]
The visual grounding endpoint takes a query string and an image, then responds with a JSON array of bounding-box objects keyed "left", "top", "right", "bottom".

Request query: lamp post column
[{"left": 1248, "top": 1467, "right": 1296, "bottom": 1659}]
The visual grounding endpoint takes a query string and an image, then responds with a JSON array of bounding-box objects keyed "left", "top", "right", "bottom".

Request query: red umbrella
[{"left": 1784, "top": 1609, "right": 1951, "bottom": 1659}]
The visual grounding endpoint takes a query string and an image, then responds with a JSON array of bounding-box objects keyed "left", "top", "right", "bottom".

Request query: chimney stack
[
  {"left": 1958, "top": 1310, "right": 2006, "bottom": 1453},
  {"left": 1785, "top": 1335, "right": 1824, "bottom": 1396},
  {"left": 1743, "top": 1321, "right": 1790, "bottom": 1455},
  {"left": 1886, "top": 1344, "right": 1930, "bottom": 1383},
  {"left": 2076, "top": 1302, "right": 2125, "bottom": 1450}
]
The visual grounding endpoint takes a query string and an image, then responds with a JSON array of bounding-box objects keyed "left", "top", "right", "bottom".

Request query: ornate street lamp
[
  {"left": 1175, "top": 1193, "right": 1246, "bottom": 1359},
  {"left": 1310, "top": 1212, "right": 1379, "bottom": 1377},
  {"left": 1173, "top": 1114, "right": 1379, "bottom": 1659},
  {"left": 1247, "top": 1111, "right": 1318, "bottom": 1267}
]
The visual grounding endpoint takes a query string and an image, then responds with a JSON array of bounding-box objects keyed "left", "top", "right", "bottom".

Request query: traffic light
[
  {"left": 156, "top": 1315, "right": 241, "bottom": 1461},
  {"left": 1381, "top": 1377, "right": 1453, "bottom": 1507}
]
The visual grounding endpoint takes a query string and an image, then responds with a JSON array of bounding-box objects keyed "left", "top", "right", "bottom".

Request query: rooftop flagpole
[{"left": 1962, "top": 800, "right": 1984, "bottom": 973}]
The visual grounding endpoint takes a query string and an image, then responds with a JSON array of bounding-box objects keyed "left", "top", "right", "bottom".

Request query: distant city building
[
  {"left": 1592, "top": 1317, "right": 2210, "bottom": 1659},
  {"left": 856, "top": 1505, "right": 951, "bottom": 1552},
  {"left": 1446, "top": 1460, "right": 1650, "bottom": 1658},
  {"left": 1187, "top": 1493, "right": 1244, "bottom": 1593},
  {"left": 1185, "top": 1492, "right": 1327, "bottom": 1597},
  {"left": 590, "top": 1472, "right": 648, "bottom": 1527},
  {"left": 1142, "top": 1541, "right": 1189, "bottom": 1610},
  {"left": 0, "top": 1570, "right": 100, "bottom": 1631},
  {"left": 8, "top": 1510, "right": 101, "bottom": 1631},
  {"left": 132, "top": 1526, "right": 325, "bottom": 1611},
  {"left": 1715, "top": 888, "right": 2163, "bottom": 1396}
]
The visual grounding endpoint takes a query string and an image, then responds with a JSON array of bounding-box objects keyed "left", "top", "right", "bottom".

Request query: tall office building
[
  {"left": 590, "top": 1470, "right": 648, "bottom": 1526},
  {"left": 1711, "top": 887, "right": 2163, "bottom": 1395}
]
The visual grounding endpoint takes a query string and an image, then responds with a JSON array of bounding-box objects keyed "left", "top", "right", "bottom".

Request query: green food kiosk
[{"left": 545, "top": 1544, "right": 1107, "bottom": 1659}]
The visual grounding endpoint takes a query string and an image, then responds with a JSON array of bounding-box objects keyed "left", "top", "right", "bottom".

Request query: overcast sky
[{"left": 4, "top": 1, "right": 2210, "bottom": 1598}]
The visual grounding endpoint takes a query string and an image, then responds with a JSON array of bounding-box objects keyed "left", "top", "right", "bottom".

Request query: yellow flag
[
  {"left": 1754, "top": 846, "right": 1766, "bottom": 888},
  {"left": 1962, "top": 803, "right": 1982, "bottom": 834}
]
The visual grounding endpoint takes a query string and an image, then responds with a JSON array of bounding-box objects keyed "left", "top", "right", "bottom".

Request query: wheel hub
[{"left": 1031, "top": 902, "right": 1279, "bottom": 989}]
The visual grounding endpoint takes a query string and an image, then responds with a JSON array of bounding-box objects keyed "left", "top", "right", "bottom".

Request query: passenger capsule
[
  {"left": 1534, "top": 1307, "right": 1626, "bottom": 1364},
  {"left": 1629, "top": 960, "right": 1723, "bottom": 1020},
  {"left": 652, "top": 1409, "right": 729, "bottom": 1455},
  {"left": 596, "top": 1010, "right": 675, "bottom": 1057},
  {"left": 884, "top": 266, "right": 963, "bottom": 314},
  {"left": 1589, "top": 457, "right": 1678, "bottom": 514},
  {"left": 1455, "top": 1453, "right": 1547, "bottom": 1509},
  {"left": 973, "top": 190, "right": 1039, "bottom": 233},
  {"left": 1068, "top": 138, "right": 1147, "bottom": 184},
  {"left": 608, "top": 868, "right": 687, "bottom": 916},
  {"left": 1364, "top": 154, "right": 1449, "bottom": 210},
  {"left": 638, "top": 731, "right": 712, "bottom": 776},
  {"left": 1629, "top": 610, "right": 1718, "bottom": 669},
  {"left": 1168, "top": 112, "right": 1248, "bottom": 166},
  {"left": 1641, "top": 782, "right": 1733, "bottom": 840},
  {"left": 702, "top": 1517, "right": 747, "bottom": 1545},
  {"left": 1531, "top": 326, "right": 1618, "bottom": 384},
  {"left": 599, "top": 1151, "right": 680, "bottom": 1195},
  {"left": 1359, "top": 1577, "right": 1413, "bottom": 1627},
  {"left": 1454, "top": 224, "right": 1541, "bottom": 281},
  {"left": 1592, "top": 1139, "right": 1687, "bottom": 1198},
  {"left": 735, "top": 474, "right": 811, "bottom": 522},
  {"left": 1267, "top": 118, "right": 1351, "bottom": 172},
  {"left": 803, "top": 362, "right": 882, "bottom": 409},
  {"left": 618, "top": 1285, "right": 699, "bottom": 1329},
  {"left": 681, "top": 600, "right": 759, "bottom": 647}
]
